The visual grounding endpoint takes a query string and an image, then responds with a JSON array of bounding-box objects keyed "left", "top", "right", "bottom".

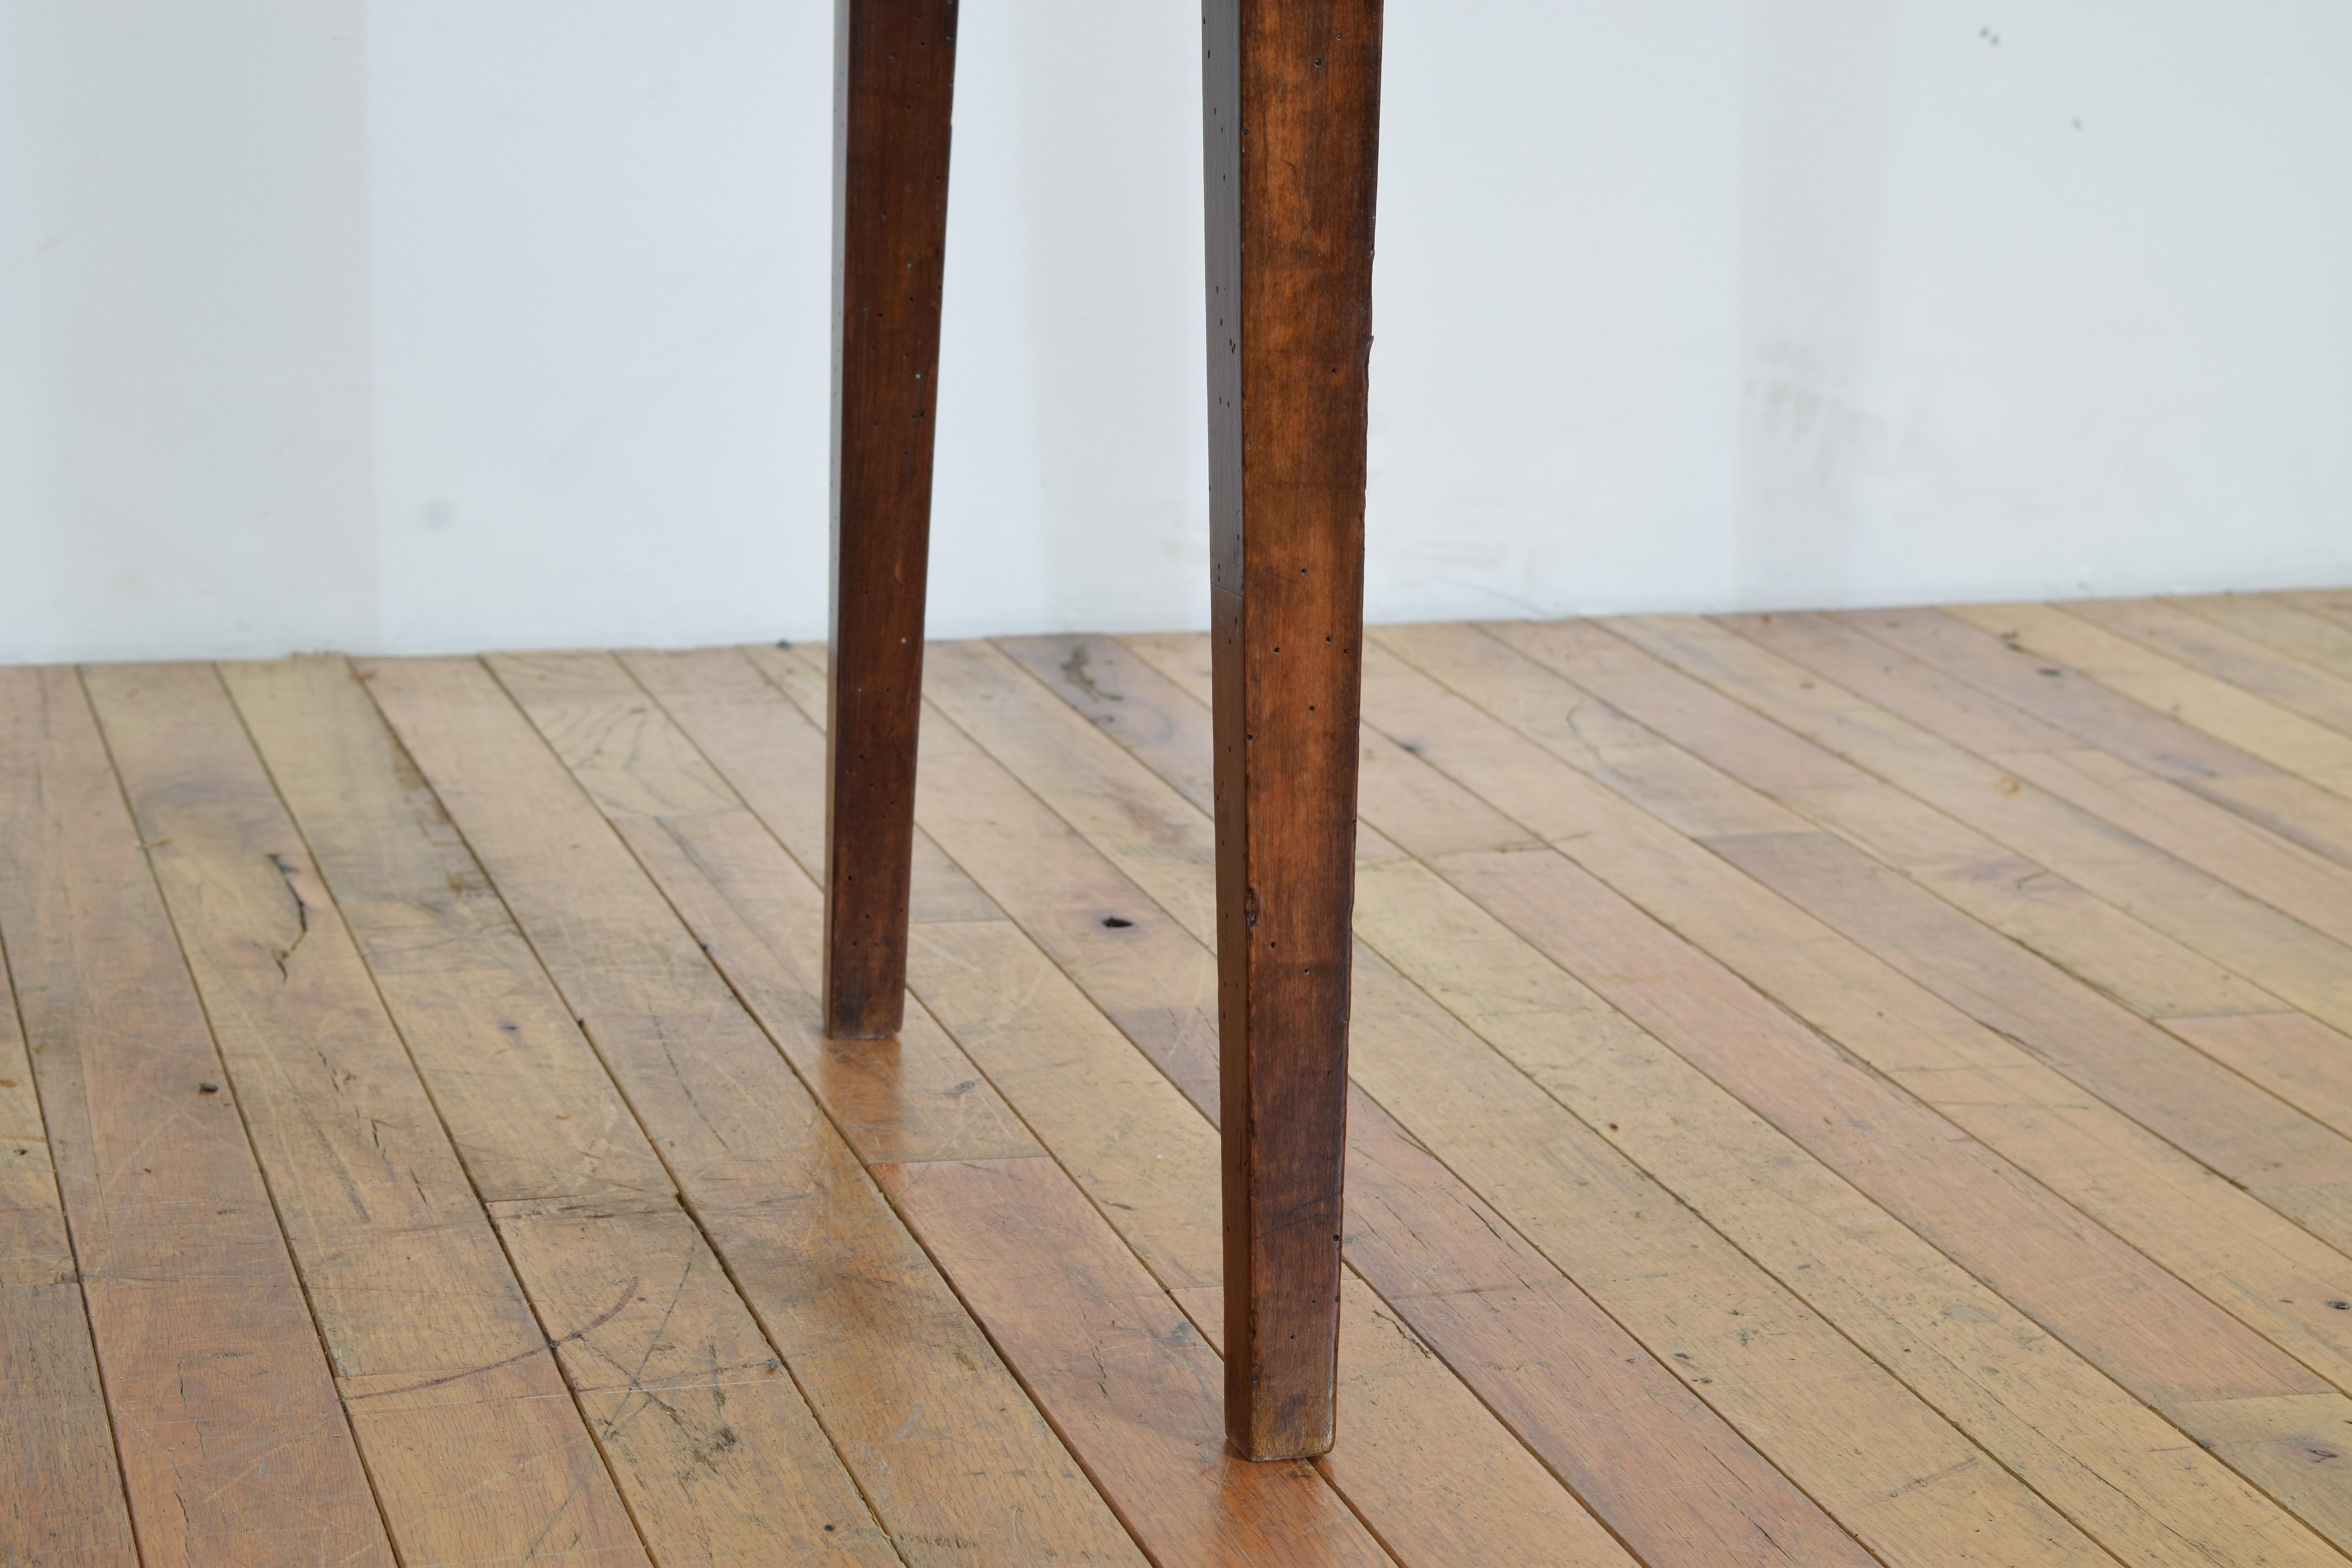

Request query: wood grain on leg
[
  {"left": 826, "top": 0, "right": 957, "bottom": 1039},
  {"left": 1203, "top": 0, "right": 1383, "bottom": 1461}
]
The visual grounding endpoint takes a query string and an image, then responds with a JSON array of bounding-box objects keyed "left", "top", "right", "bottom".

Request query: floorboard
[
  {"left": 2066, "top": 598, "right": 2352, "bottom": 742},
  {"left": 612, "top": 644, "right": 1662, "bottom": 1563},
  {"left": 922, "top": 639, "right": 2105, "bottom": 1566},
  {"left": 0, "top": 882, "right": 136, "bottom": 1568},
  {"left": 1638, "top": 613, "right": 2352, "bottom": 1055},
  {"left": 83, "top": 661, "right": 648, "bottom": 1568},
  {"left": 876, "top": 647, "right": 1889, "bottom": 1566},
  {"left": 1838, "top": 605, "right": 2352, "bottom": 871},
  {"left": 1057, "top": 629, "right": 2350, "bottom": 1566},
  {"left": 1441, "top": 617, "right": 2352, "bottom": 1191},
  {"left": 358, "top": 654, "right": 1144, "bottom": 1566},
  {"left": 1354, "top": 629, "right": 2352, "bottom": 1345},
  {"left": 2186, "top": 594, "right": 2352, "bottom": 686},
  {"left": 1943, "top": 603, "right": 2352, "bottom": 800},
  {"left": 223, "top": 656, "right": 896, "bottom": 1566},
  {"left": 0, "top": 666, "right": 394, "bottom": 1568},
  {"left": 9, "top": 594, "right": 2352, "bottom": 1563},
  {"left": 1100, "top": 632, "right": 2349, "bottom": 1412},
  {"left": 2276, "top": 591, "right": 2352, "bottom": 647}
]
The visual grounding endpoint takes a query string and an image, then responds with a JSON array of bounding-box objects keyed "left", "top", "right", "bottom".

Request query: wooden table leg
[
  {"left": 825, "top": 0, "right": 957, "bottom": 1040},
  {"left": 1204, "top": 0, "right": 1384, "bottom": 1461}
]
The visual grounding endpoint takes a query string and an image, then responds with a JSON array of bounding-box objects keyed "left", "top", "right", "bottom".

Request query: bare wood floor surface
[{"left": 9, "top": 590, "right": 2352, "bottom": 1566}]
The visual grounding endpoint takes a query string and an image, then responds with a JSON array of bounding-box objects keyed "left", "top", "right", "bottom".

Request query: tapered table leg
[
  {"left": 825, "top": 0, "right": 957, "bottom": 1040},
  {"left": 1204, "top": 0, "right": 1384, "bottom": 1461}
]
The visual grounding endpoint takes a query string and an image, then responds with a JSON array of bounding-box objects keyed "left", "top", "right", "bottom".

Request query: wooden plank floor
[{"left": 8, "top": 590, "right": 2352, "bottom": 1567}]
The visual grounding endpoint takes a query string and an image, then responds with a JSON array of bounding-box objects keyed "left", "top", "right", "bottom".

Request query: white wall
[{"left": 4, "top": 1, "right": 2348, "bottom": 663}]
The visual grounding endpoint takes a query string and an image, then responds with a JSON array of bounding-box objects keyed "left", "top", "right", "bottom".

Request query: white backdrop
[{"left": 4, "top": 1, "right": 2349, "bottom": 662}]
